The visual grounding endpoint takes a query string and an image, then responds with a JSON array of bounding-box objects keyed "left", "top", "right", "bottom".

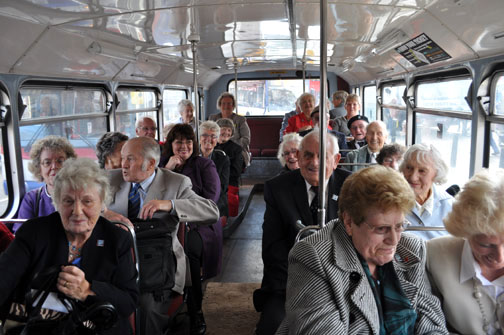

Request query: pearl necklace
[{"left": 473, "top": 280, "right": 503, "bottom": 334}]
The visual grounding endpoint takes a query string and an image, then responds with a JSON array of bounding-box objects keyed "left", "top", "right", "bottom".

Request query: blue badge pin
[{"left": 97, "top": 240, "right": 104, "bottom": 247}]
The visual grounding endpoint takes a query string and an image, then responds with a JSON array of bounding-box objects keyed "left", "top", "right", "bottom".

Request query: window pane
[
  {"left": 0, "top": 131, "right": 7, "bottom": 215},
  {"left": 116, "top": 112, "right": 157, "bottom": 139},
  {"left": 415, "top": 113, "right": 471, "bottom": 187},
  {"left": 20, "top": 88, "right": 106, "bottom": 120},
  {"left": 20, "top": 118, "right": 107, "bottom": 187},
  {"left": 383, "top": 85, "right": 406, "bottom": 107},
  {"left": 163, "top": 89, "right": 187, "bottom": 124},
  {"left": 383, "top": 107, "right": 406, "bottom": 145},
  {"left": 494, "top": 75, "right": 504, "bottom": 115},
  {"left": 417, "top": 79, "right": 471, "bottom": 113},
  {"left": 363, "top": 86, "right": 376, "bottom": 122},
  {"left": 117, "top": 90, "right": 156, "bottom": 111},
  {"left": 228, "top": 79, "right": 320, "bottom": 116},
  {"left": 489, "top": 123, "right": 504, "bottom": 172}
]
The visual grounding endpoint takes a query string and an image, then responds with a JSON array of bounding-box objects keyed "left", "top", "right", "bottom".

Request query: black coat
[
  {"left": 0, "top": 213, "right": 139, "bottom": 335},
  {"left": 255, "top": 168, "right": 351, "bottom": 305},
  {"left": 216, "top": 140, "right": 243, "bottom": 187},
  {"left": 210, "top": 149, "right": 230, "bottom": 217}
]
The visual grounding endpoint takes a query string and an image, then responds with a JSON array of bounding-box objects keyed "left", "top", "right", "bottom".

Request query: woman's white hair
[
  {"left": 399, "top": 143, "right": 448, "bottom": 184},
  {"left": 277, "top": 133, "right": 302, "bottom": 166},
  {"left": 177, "top": 99, "right": 194, "bottom": 115},
  {"left": 199, "top": 120, "right": 220, "bottom": 134},
  {"left": 444, "top": 168, "right": 504, "bottom": 238},
  {"left": 52, "top": 158, "right": 110, "bottom": 210}
]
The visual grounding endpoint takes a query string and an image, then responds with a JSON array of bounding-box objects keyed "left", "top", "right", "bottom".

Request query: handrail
[
  {"left": 405, "top": 226, "right": 446, "bottom": 231},
  {"left": 337, "top": 162, "right": 376, "bottom": 166}
]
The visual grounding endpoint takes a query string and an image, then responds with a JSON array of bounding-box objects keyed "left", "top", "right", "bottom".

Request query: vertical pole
[
  {"left": 234, "top": 61, "right": 239, "bottom": 114},
  {"left": 302, "top": 60, "right": 306, "bottom": 93},
  {"left": 190, "top": 35, "right": 200, "bottom": 139},
  {"left": 318, "top": 0, "right": 328, "bottom": 227}
]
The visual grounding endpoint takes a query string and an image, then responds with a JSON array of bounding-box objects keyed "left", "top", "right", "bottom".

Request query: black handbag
[{"left": 4, "top": 266, "right": 118, "bottom": 335}]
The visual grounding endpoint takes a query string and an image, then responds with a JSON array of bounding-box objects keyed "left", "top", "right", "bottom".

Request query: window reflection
[{"left": 363, "top": 86, "right": 376, "bottom": 122}]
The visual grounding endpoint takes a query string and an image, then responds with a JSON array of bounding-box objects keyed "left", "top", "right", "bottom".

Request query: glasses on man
[
  {"left": 139, "top": 127, "right": 157, "bottom": 132},
  {"left": 40, "top": 158, "right": 66, "bottom": 168},
  {"left": 363, "top": 220, "right": 410, "bottom": 235},
  {"left": 282, "top": 148, "right": 297, "bottom": 157},
  {"left": 201, "top": 134, "right": 218, "bottom": 140}
]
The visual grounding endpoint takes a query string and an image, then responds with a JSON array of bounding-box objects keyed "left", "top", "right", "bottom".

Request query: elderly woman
[
  {"left": 16, "top": 136, "right": 77, "bottom": 231},
  {"left": 284, "top": 93, "right": 315, "bottom": 134},
  {"left": 399, "top": 143, "right": 453, "bottom": 240},
  {"left": 426, "top": 169, "right": 504, "bottom": 334},
  {"left": 96, "top": 132, "right": 129, "bottom": 170},
  {"left": 0, "top": 158, "right": 138, "bottom": 335},
  {"left": 377, "top": 143, "right": 406, "bottom": 170},
  {"left": 277, "top": 165, "right": 448, "bottom": 334},
  {"left": 209, "top": 92, "right": 251, "bottom": 167},
  {"left": 160, "top": 123, "right": 222, "bottom": 334},
  {"left": 176, "top": 99, "right": 197, "bottom": 131},
  {"left": 277, "top": 133, "right": 301, "bottom": 174},
  {"left": 200, "top": 120, "right": 230, "bottom": 217},
  {"left": 216, "top": 118, "right": 243, "bottom": 217},
  {"left": 332, "top": 93, "right": 361, "bottom": 135}
]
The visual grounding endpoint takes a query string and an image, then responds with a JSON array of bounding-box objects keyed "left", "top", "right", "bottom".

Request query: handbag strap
[{"left": 24, "top": 266, "right": 61, "bottom": 319}]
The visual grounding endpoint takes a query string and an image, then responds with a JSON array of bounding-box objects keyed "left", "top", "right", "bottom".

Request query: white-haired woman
[
  {"left": 427, "top": 168, "right": 504, "bottom": 334},
  {"left": 283, "top": 93, "right": 315, "bottom": 134},
  {"left": 0, "top": 158, "right": 138, "bottom": 335},
  {"left": 399, "top": 143, "right": 453, "bottom": 240},
  {"left": 176, "top": 99, "right": 197, "bottom": 131},
  {"left": 277, "top": 133, "right": 302, "bottom": 174}
]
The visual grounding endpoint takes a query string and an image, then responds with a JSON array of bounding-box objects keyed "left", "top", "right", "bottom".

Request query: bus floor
[{"left": 172, "top": 183, "right": 266, "bottom": 335}]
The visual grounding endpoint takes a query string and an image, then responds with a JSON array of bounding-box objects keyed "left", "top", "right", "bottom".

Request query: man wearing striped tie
[{"left": 104, "top": 136, "right": 219, "bottom": 335}]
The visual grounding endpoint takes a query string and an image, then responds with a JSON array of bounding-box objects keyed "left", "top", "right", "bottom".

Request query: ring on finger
[{"left": 64, "top": 281, "right": 68, "bottom": 288}]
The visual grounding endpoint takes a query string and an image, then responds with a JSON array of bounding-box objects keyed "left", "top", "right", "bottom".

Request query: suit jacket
[
  {"left": 406, "top": 184, "right": 452, "bottom": 240},
  {"left": 427, "top": 236, "right": 491, "bottom": 334},
  {"left": 277, "top": 221, "right": 448, "bottom": 335},
  {"left": 256, "top": 168, "right": 351, "bottom": 303},
  {"left": 345, "top": 145, "right": 373, "bottom": 172},
  {"left": 0, "top": 213, "right": 138, "bottom": 335},
  {"left": 107, "top": 168, "right": 219, "bottom": 294},
  {"left": 210, "top": 149, "right": 230, "bottom": 217},
  {"left": 209, "top": 112, "right": 251, "bottom": 166}
]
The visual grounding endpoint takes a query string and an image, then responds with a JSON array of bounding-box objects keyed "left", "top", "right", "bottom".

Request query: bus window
[
  {"left": 163, "top": 89, "right": 188, "bottom": 125},
  {"left": 489, "top": 74, "right": 504, "bottom": 172},
  {"left": 228, "top": 79, "right": 320, "bottom": 116},
  {"left": 382, "top": 84, "right": 406, "bottom": 145},
  {"left": 363, "top": 85, "right": 376, "bottom": 122},
  {"left": 19, "top": 87, "right": 108, "bottom": 191},
  {"left": 115, "top": 88, "right": 158, "bottom": 139},
  {"left": 414, "top": 78, "right": 472, "bottom": 187},
  {"left": 0, "top": 131, "right": 7, "bottom": 215}
]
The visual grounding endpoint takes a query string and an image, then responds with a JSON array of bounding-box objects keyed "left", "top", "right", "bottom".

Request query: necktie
[
  {"left": 128, "top": 183, "right": 141, "bottom": 219},
  {"left": 310, "top": 186, "right": 318, "bottom": 224}
]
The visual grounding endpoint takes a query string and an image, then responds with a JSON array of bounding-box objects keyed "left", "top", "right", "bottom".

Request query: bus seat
[
  {"left": 248, "top": 117, "right": 282, "bottom": 157},
  {"left": 3, "top": 180, "right": 44, "bottom": 195}
]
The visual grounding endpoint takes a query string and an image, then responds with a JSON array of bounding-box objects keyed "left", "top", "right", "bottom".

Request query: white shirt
[
  {"left": 414, "top": 187, "right": 434, "bottom": 216},
  {"left": 304, "top": 178, "right": 330, "bottom": 206},
  {"left": 367, "top": 147, "right": 378, "bottom": 164}
]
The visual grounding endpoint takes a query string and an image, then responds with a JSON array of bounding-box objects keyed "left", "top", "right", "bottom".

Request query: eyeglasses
[
  {"left": 282, "top": 149, "right": 297, "bottom": 157},
  {"left": 41, "top": 158, "right": 66, "bottom": 168},
  {"left": 139, "top": 127, "right": 157, "bottom": 132},
  {"left": 174, "top": 140, "right": 193, "bottom": 146},
  {"left": 201, "top": 134, "right": 218, "bottom": 140},
  {"left": 362, "top": 220, "right": 410, "bottom": 235}
]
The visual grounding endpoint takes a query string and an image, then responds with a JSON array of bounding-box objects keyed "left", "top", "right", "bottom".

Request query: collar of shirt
[
  {"left": 460, "top": 239, "right": 504, "bottom": 300},
  {"left": 304, "top": 178, "right": 330, "bottom": 205},
  {"left": 136, "top": 170, "right": 156, "bottom": 203},
  {"left": 414, "top": 187, "right": 434, "bottom": 216},
  {"left": 367, "top": 147, "right": 378, "bottom": 163},
  {"left": 43, "top": 184, "right": 51, "bottom": 198}
]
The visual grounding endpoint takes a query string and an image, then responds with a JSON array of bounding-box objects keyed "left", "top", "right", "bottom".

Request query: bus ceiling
[{"left": 0, "top": 0, "right": 503, "bottom": 88}]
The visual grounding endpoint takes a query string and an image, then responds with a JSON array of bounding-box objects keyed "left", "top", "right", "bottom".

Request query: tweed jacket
[
  {"left": 277, "top": 220, "right": 448, "bottom": 335},
  {"left": 406, "top": 184, "right": 452, "bottom": 240},
  {"left": 107, "top": 168, "right": 219, "bottom": 294},
  {"left": 427, "top": 236, "right": 495, "bottom": 334},
  {"left": 344, "top": 145, "right": 374, "bottom": 172}
]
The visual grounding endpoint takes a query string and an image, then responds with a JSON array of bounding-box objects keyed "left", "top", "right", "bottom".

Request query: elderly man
[
  {"left": 135, "top": 116, "right": 157, "bottom": 139},
  {"left": 344, "top": 120, "right": 388, "bottom": 172},
  {"left": 253, "top": 130, "right": 351, "bottom": 335},
  {"left": 329, "top": 90, "right": 348, "bottom": 119},
  {"left": 347, "top": 114, "right": 369, "bottom": 149},
  {"left": 104, "top": 136, "right": 219, "bottom": 335}
]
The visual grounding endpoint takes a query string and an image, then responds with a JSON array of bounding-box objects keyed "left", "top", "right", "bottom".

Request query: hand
[
  {"left": 102, "top": 209, "right": 133, "bottom": 228},
  {"left": 57, "top": 265, "right": 95, "bottom": 301},
  {"left": 165, "top": 155, "right": 184, "bottom": 171},
  {"left": 139, "top": 200, "right": 173, "bottom": 219}
]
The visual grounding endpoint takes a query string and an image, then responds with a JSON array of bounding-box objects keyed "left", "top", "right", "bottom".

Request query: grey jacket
[
  {"left": 277, "top": 220, "right": 448, "bottom": 335},
  {"left": 344, "top": 145, "right": 373, "bottom": 172},
  {"left": 107, "top": 168, "right": 219, "bottom": 294}
]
